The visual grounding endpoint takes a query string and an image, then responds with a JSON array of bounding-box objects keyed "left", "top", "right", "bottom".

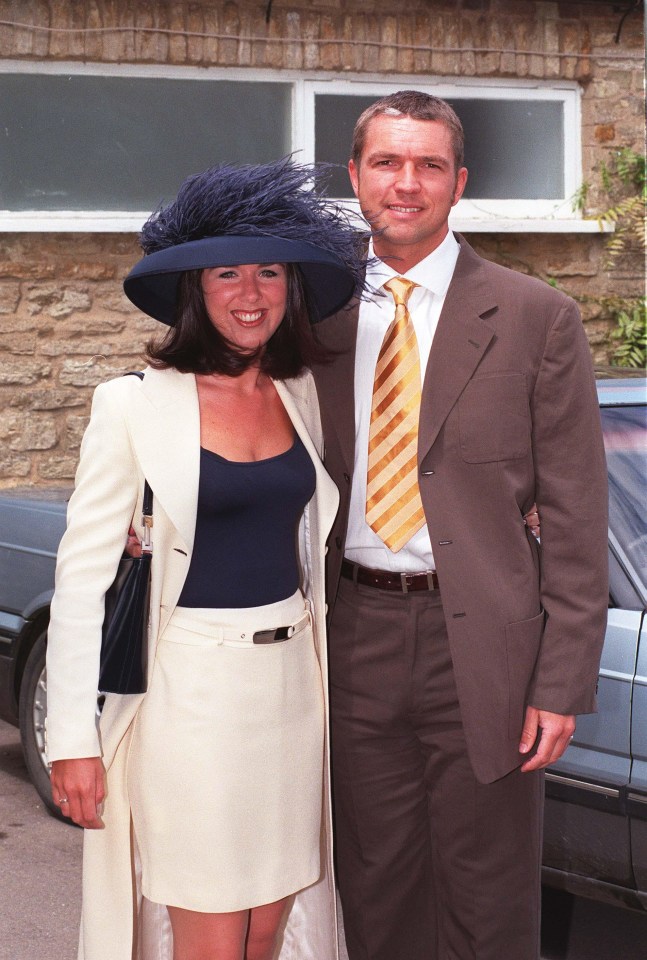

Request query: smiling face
[
  {"left": 348, "top": 114, "right": 468, "bottom": 273},
  {"left": 201, "top": 262, "right": 288, "bottom": 353}
]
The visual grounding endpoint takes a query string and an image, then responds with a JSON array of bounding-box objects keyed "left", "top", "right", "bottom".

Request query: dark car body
[{"left": 0, "top": 487, "right": 70, "bottom": 814}]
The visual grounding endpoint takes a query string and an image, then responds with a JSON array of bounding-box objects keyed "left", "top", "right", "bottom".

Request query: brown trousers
[{"left": 329, "top": 575, "right": 544, "bottom": 960}]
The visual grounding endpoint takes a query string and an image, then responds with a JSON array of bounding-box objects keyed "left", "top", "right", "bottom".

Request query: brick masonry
[{"left": 0, "top": 0, "right": 644, "bottom": 485}]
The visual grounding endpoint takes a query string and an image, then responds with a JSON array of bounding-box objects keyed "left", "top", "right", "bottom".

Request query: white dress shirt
[{"left": 345, "top": 231, "right": 460, "bottom": 572}]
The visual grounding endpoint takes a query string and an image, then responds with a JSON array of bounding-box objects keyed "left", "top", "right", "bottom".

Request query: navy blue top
[{"left": 177, "top": 434, "right": 316, "bottom": 609}]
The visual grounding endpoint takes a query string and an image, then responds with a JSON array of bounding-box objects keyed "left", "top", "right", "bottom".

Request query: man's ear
[
  {"left": 452, "top": 167, "right": 468, "bottom": 207},
  {"left": 348, "top": 158, "right": 360, "bottom": 199}
]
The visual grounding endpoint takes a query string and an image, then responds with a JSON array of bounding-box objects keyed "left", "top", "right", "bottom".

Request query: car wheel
[{"left": 18, "top": 629, "right": 70, "bottom": 822}]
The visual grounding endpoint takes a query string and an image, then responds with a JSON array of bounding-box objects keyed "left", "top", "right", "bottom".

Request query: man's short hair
[{"left": 351, "top": 90, "right": 465, "bottom": 172}]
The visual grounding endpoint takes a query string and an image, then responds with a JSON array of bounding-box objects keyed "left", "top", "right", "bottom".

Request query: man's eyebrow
[{"left": 366, "top": 152, "right": 450, "bottom": 165}]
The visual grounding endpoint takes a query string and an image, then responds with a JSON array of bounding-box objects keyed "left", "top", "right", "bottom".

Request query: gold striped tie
[{"left": 366, "top": 277, "right": 426, "bottom": 552}]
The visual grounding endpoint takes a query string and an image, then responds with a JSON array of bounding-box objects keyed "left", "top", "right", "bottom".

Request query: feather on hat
[{"left": 124, "top": 158, "right": 366, "bottom": 325}]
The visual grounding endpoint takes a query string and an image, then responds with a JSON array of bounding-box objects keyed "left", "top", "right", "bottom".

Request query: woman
[{"left": 45, "top": 159, "right": 365, "bottom": 960}]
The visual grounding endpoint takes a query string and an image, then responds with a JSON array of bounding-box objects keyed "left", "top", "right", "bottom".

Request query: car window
[{"left": 601, "top": 405, "right": 647, "bottom": 608}]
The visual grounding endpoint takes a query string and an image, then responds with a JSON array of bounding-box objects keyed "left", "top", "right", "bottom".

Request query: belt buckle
[
  {"left": 400, "top": 572, "right": 410, "bottom": 594},
  {"left": 253, "top": 625, "right": 290, "bottom": 645}
]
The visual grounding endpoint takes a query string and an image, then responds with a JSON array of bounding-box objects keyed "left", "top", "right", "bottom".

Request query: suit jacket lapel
[
  {"left": 418, "top": 238, "right": 496, "bottom": 461},
  {"left": 127, "top": 366, "right": 200, "bottom": 553},
  {"left": 313, "top": 303, "right": 359, "bottom": 475}
]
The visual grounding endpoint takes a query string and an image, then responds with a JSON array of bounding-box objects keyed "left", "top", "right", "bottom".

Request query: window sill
[
  {"left": 0, "top": 212, "right": 614, "bottom": 235},
  {"left": 450, "top": 216, "right": 614, "bottom": 234}
]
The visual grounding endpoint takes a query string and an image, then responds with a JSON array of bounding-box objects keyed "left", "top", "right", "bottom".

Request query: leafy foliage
[
  {"left": 609, "top": 299, "right": 647, "bottom": 368},
  {"left": 595, "top": 148, "right": 646, "bottom": 267},
  {"left": 572, "top": 148, "right": 646, "bottom": 368}
]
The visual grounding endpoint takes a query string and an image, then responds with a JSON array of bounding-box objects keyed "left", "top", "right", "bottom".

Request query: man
[{"left": 312, "top": 91, "right": 608, "bottom": 960}]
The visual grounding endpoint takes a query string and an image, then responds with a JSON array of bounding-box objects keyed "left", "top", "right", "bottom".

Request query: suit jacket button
[{"left": 343, "top": 472, "right": 350, "bottom": 483}]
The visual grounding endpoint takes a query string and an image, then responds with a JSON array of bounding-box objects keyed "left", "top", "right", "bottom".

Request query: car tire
[{"left": 18, "top": 629, "right": 70, "bottom": 822}]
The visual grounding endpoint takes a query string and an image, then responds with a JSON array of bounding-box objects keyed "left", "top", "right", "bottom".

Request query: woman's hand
[
  {"left": 50, "top": 757, "right": 106, "bottom": 829},
  {"left": 523, "top": 504, "right": 540, "bottom": 539}
]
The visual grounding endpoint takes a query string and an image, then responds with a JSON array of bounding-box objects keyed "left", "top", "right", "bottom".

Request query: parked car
[
  {"left": 0, "top": 486, "right": 70, "bottom": 817},
  {"left": 0, "top": 377, "right": 646, "bottom": 911},
  {"left": 542, "top": 376, "right": 647, "bottom": 911}
]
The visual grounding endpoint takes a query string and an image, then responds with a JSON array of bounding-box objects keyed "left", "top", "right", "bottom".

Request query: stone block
[
  {"left": 0, "top": 411, "right": 58, "bottom": 452},
  {"left": 0, "top": 334, "right": 37, "bottom": 356},
  {"left": 361, "top": 15, "right": 381, "bottom": 73},
  {"left": 66, "top": 415, "right": 91, "bottom": 450},
  {"left": 0, "top": 454, "right": 31, "bottom": 480},
  {"left": 285, "top": 10, "right": 304, "bottom": 69},
  {"left": 0, "top": 283, "right": 21, "bottom": 314},
  {"left": 320, "top": 14, "right": 342, "bottom": 71},
  {"left": 59, "top": 359, "right": 129, "bottom": 388},
  {"left": 2, "top": 314, "right": 48, "bottom": 334},
  {"left": 9, "top": 388, "right": 88, "bottom": 411},
  {"left": 302, "top": 11, "right": 321, "bottom": 70},
  {"left": 203, "top": 6, "right": 220, "bottom": 64},
  {"left": 219, "top": 2, "right": 241, "bottom": 66},
  {"left": 594, "top": 123, "right": 615, "bottom": 143},
  {"left": 412, "top": 12, "right": 432, "bottom": 73},
  {"left": 48, "top": 289, "right": 93, "bottom": 319},
  {"left": 39, "top": 339, "right": 118, "bottom": 357},
  {"left": 378, "top": 16, "right": 398, "bottom": 72},
  {"left": 55, "top": 314, "right": 127, "bottom": 336},
  {"left": 39, "top": 457, "right": 79, "bottom": 481},
  {"left": 0, "top": 361, "right": 51, "bottom": 386},
  {"left": 58, "top": 262, "right": 116, "bottom": 281},
  {"left": 138, "top": 0, "right": 169, "bottom": 62},
  {"left": 186, "top": 3, "right": 206, "bottom": 63}
]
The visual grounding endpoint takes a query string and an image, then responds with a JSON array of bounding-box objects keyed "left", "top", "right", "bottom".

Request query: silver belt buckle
[{"left": 253, "top": 625, "right": 290, "bottom": 645}]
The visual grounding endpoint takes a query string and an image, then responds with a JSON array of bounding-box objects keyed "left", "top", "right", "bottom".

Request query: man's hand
[
  {"left": 125, "top": 525, "right": 143, "bottom": 558},
  {"left": 523, "top": 503, "right": 540, "bottom": 539},
  {"left": 518, "top": 706, "right": 575, "bottom": 773},
  {"left": 50, "top": 757, "right": 106, "bottom": 829}
]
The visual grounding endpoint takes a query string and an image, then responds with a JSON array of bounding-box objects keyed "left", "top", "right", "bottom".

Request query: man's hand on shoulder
[{"left": 518, "top": 705, "right": 575, "bottom": 773}]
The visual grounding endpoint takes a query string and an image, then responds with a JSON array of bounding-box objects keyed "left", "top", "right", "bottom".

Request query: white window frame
[{"left": 0, "top": 60, "right": 607, "bottom": 234}]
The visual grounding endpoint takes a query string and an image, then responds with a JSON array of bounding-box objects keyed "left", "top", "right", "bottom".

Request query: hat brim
[{"left": 123, "top": 236, "right": 356, "bottom": 325}]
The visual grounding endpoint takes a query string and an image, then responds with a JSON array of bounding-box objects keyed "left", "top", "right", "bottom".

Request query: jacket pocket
[
  {"left": 458, "top": 373, "right": 530, "bottom": 463},
  {"left": 506, "top": 608, "right": 545, "bottom": 738}
]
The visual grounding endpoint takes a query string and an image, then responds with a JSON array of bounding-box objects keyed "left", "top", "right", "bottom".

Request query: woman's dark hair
[{"left": 146, "top": 263, "right": 332, "bottom": 378}]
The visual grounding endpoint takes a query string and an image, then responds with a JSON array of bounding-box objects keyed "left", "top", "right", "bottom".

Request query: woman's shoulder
[{"left": 94, "top": 365, "right": 191, "bottom": 403}]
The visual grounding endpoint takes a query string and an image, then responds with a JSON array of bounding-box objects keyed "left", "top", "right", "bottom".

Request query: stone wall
[{"left": 0, "top": 0, "right": 644, "bottom": 487}]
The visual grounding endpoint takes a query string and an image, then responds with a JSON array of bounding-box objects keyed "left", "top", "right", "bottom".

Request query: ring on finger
[{"left": 58, "top": 797, "right": 69, "bottom": 804}]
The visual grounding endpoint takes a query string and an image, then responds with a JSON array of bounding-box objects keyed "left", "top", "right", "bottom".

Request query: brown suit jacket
[{"left": 313, "top": 235, "right": 609, "bottom": 783}]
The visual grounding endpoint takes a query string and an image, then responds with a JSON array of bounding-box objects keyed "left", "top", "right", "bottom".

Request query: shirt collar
[{"left": 366, "top": 231, "right": 460, "bottom": 298}]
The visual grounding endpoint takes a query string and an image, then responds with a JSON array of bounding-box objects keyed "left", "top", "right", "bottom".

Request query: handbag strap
[{"left": 124, "top": 371, "right": 153, "bottom": 553}]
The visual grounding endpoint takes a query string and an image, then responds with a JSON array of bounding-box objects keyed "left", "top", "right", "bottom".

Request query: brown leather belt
[{"left": 341, "top": 558, "right": 440, "bottom": 593}]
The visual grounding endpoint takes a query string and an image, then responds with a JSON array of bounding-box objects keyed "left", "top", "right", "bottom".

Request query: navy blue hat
[{"left": 124, "top": 159, "right": 365, "bottom": 326}]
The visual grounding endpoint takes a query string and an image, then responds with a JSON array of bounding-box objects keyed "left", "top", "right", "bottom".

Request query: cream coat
[{"left": 45, "top": 365, "right": 340, "bottom": 960}]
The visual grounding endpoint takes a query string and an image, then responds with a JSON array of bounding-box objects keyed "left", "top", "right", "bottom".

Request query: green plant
[
  {"left": 572, "top": 148, "right": 646, "bottom": 368},
  {"left": 590, "top": 147, "right": 646, "bottom": 266},
  {"left": 609, "top": 298, "right": 647, "bottom": 368}
]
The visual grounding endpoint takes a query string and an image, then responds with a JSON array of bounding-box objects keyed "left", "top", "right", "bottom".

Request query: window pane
[
  {"left": 0, "top": 75, "right": 292, "bottom": 211},
  {"left": 315, "top": 95, "right": 381, "bottom": 197},
  {"left": 448, "top": 99, "right": 564, "bottom": 199},
  {"left": 601, "top": 405, "right": 647, "bottom": 595},
  {"left": 315, "top": 94, "right": 564, "bottom": 200}
]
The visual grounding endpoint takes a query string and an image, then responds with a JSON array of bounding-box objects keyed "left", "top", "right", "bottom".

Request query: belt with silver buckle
[
  {"left": 341, "top": 559, "right": 439, "bottom": 593},
  {"left": 252, "top": 610, "right": 310, "bottom": 644}
]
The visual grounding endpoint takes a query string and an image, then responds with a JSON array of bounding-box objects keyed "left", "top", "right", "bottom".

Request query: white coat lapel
[{"left": 127, "top": 367, "right": 200, "bottom": 553}]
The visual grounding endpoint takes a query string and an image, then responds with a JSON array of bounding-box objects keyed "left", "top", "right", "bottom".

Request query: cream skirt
[{"left": 126, "top": 590, "right": 325, "bottom": 913}]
